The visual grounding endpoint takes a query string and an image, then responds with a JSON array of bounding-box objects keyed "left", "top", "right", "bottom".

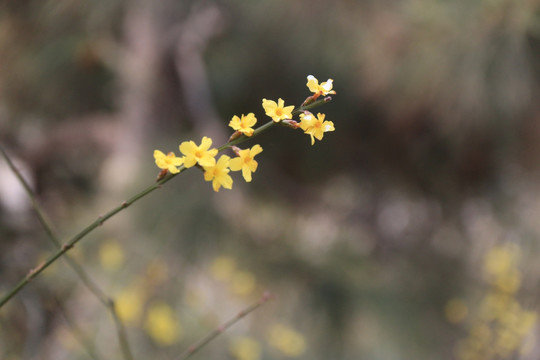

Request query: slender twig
[
  {"left": 0, "top": 96, "right": 331, "bottom": 309},
  {"left": 0, "top": 145, "right": 134, "bottom": 360},
  {"left": 54, "top": 296, "right": 102, "bottom": 360},
  {"left": 177, "top": 291, "right": 273, "bottom": 360}
]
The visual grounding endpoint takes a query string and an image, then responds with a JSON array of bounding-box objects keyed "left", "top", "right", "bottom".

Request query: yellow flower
[
  {"left": 203, "top": 155, "right": 233, "bottom": 192},
  {"left": 229, "top": 337, "right": 261, "bottom": 360},
  {"left": 229, "top": 145, "right": 263, "bottom": 182},
  {"left": 299, "top": 112, "right": 335, "bottom": 145},
  {"left": 306, "top": 75, "right": 336, "bottom": 96},
  {"left": 262, "top": 98, "right": 294, "bottom": 122},
  {"left": 144, "top": 302, "right": 182, "bottom": 346},
  {"left": 153, "top": 150, "right": 184, "bottom": 174},
  {"left": 179, "top": 136, "right": 218, "bottom": 168},
  {"left": 229, "top": 113, "right": 257, "bottom": 136}
]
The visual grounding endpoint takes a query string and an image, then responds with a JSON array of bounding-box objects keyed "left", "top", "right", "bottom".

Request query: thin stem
[
  {"left": 177, "top": 291, "right": 272, "bottom": 360},
  {"left": 0, "top": 145, "right": 134, "bottom": 360},
  {"left": 0, "top": 96, "right": 331, "bottom": 309},
  {"left": 54, "top": 296, "right": 103, "bottom": 360}
]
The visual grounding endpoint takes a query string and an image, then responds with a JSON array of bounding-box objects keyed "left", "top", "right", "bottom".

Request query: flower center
[{"left": 275, "top": 108, "right": 283, "bottom": 116}]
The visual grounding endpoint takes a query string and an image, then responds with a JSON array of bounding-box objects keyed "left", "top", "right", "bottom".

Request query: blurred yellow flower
[
  {"left": 115, "top": 287, "right": 144, "bottom": 324},
  {"left": 179, "top": 136, "right": 218, "bottom": 168},
  {"left": 99, "top": 240, "right": 125, "bottom": 272},
  {"left": 210, "top": 256, "right": 237, "bottom": 281},
  {"left": 144, "top": 302, "right": 182, "bottom": 346},
  {"left": 494, "top": 270, "right": 521, "bottom": 294},
  {"left": 153, "top": 150, "right": 184, "bottom": 174},
  {"left": 262, "top": 98, "right": 294, "bottom": 123},
  {"left": 229, "top": 113, "right": 257, "bottom": 136},
  {"left": 445, "top": 298, "right": 468, "bottom": 324},
  {"left": 483, "top": 244, "right": 520, "bottom": 278},
  {"left": 231, "top": 271, "right": 256, "bottom": 296},
  {"left": 267, "top": 323, "right": 306, "bottom": 357},
  {"left": 454, "top": 244, "right": 538, "bottom": 360},
  {"left": 306, "top": 75, "right": 336, "bottom": 96},
  {"left": 203, "top": 155, "right": 233, "bottom": 192},
  {"left": 479, "top": 293, "right": 511, "bottom": 321},
  {"left": 516, "top": 311, "right": 537, "bottom": 336},
  {"left": 469, "top": 323, "right": 492, "bottom": 344},
  {"left": 229, "top": 145, "right": 263, "bottom": 182},
  {"left": 229, "top": 337, "right": 261, "bottom": 360}
]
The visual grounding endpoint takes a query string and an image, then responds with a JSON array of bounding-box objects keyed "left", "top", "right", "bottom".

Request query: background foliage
[{"left": 2, "top": 0, "right": 540, "bottom": 359}]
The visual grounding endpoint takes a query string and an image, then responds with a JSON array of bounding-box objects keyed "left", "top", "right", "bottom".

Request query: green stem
[
  {"left": 0, "top": 145, "right": 135, "bottom": 360},
  {"left": 177, "top": 292, "right": 272, "bottom": 360},
  {"left": 54, "top": 296, "right": 103, "bottom": 360},
  {"left": 0, "top": 96, "right": 331, "bottom": 309}
]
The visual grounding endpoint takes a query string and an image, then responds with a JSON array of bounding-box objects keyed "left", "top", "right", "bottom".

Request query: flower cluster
[
  {"left": 153, "top": 75, "right": 336, "bottom": 192},
  {"left": 451, "top": 244, "right": 537, "bottom": 360}
]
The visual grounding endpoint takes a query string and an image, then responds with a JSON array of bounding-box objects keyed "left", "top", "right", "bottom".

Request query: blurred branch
[
  {"left": 177, "top": 291, "right": 273, "bottom": 360},
  {"left": 0, "top": 144, "right": 134, "bottom": 360},
  {"left": 0, "top": 97, "right": 331, "bottom": 310},
  {"left": 54, "top": 296, "right": 103, "bottom": 360},
  {"left": 174, "top": 3, "right": 226, "bottom": 142}
]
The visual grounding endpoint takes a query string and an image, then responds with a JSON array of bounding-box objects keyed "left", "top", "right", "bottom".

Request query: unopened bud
[
  {"left": 228, "top": 131, "right": 243, "bottom": 142},
  {"left": 231, "top": 146, "right": 242, "bottom": 156},
  {"left": 156, "top": 169, "right": 168, "bottom": 181},
  {"left": 301, "top": 95, "right": 317, "bottom": 107},
  {"left": 281, "top": 119, "right": 300, "bottom": 129}
]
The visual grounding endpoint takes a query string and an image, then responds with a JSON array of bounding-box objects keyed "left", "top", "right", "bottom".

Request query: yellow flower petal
[{"left": 201, "top": 136, "right": 213, "bottom": 150}]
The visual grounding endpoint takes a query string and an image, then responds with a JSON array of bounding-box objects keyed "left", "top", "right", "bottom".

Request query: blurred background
[{"left": 2, "top": 0, "right": 540, "bottom": 359}]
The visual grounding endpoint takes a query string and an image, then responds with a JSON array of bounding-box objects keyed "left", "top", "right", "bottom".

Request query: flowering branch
[{"left": 0, "top": 75, "right": 335, "bottom": 310}]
